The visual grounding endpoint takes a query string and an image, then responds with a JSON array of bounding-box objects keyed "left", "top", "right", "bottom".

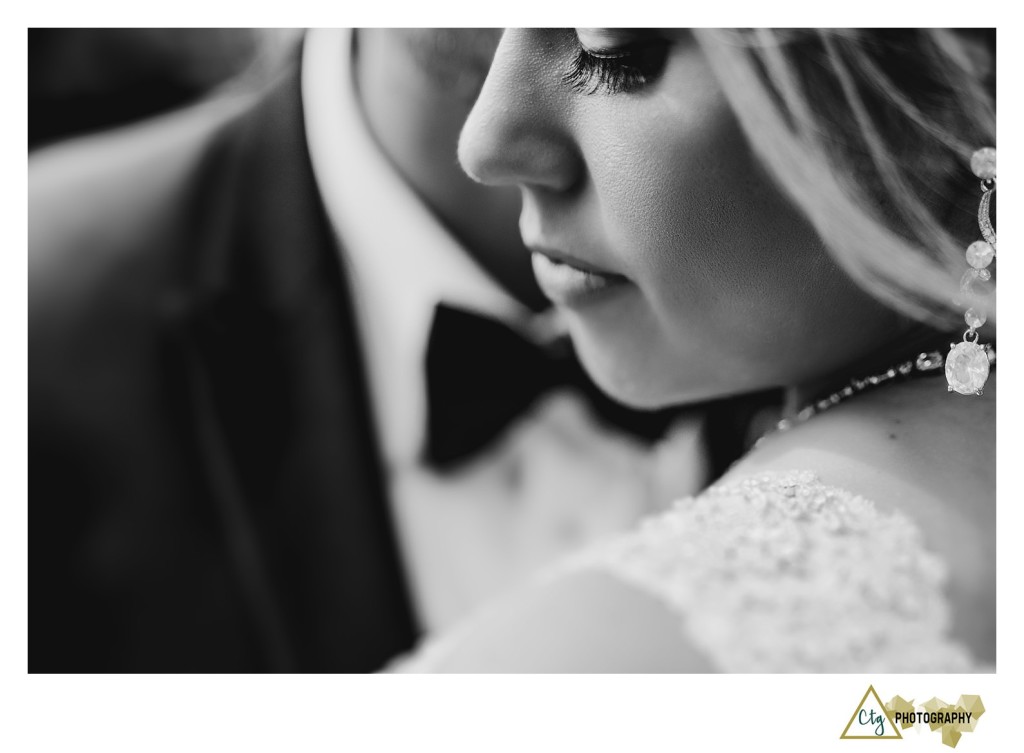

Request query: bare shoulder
[
  {"left": 728, "top": 370, "right": 996, "bottom": 510},
  {"left": 725, "top": 371, "right": 996, "bottom": 663}
]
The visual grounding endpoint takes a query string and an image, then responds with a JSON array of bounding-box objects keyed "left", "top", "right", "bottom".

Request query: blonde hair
[{"left": 694, "top": 29, "right": 996, "bottom": 329}]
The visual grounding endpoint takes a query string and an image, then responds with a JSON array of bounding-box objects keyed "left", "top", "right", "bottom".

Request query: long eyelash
[
  {"left": 562, "top": 36, "right": 670, "bottom": 96},
  {"left": 562, "top": 46, "right": 651, "bottom": 95}
]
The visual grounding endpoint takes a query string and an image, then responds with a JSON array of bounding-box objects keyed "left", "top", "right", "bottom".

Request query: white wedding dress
[{"left": 390, "top": 470, "right": 992, "bottom": 672}]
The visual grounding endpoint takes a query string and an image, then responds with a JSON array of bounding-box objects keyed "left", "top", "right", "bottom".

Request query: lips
[{"left": 529, "top": 249, "right": 630, "bottom": 307}]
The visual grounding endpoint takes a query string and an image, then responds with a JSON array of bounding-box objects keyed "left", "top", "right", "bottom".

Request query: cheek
[
  {"left": 566, "top": 53, "right": 908, "bottom": 403},
  {"left": 578, "top": 84, "right": 884, "bottom": 398},
  {"left": 594, "top": 96, "right": 830, "bottom": 337}
]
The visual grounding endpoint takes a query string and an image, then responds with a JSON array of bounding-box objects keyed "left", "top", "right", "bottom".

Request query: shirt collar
[{"left": 301, "top": 28, "right": 531, "bottom": 467}]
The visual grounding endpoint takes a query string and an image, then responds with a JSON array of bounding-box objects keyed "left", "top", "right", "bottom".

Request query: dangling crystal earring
[{"left": 946, "top": 146, "right": 996, "bottom": 396}]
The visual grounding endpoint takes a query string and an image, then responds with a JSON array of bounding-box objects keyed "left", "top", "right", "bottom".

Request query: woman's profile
[{"left": 392, "top": 28, "right": 996, "bottom": 672}]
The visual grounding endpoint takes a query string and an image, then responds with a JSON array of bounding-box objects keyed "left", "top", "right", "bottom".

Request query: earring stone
[
  {"left": 970, "top": 147, "right": 996, "bottom": 181},
  {"left": 945, "top": 341, "right": 990, "bottom": 395}
]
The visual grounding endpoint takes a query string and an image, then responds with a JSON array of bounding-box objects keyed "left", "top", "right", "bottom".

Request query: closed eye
[{"left": 562, "top": 31, "right": 670, "bottom": 95}]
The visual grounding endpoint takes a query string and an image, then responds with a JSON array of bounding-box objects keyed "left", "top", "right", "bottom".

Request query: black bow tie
[{"left": 424, "top": 303, "right": 677, "bottom": 470}]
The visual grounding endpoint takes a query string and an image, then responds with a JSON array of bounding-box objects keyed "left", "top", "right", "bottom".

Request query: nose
[{"left": 458, "top": 30, "right": 583, "bottom": 194}]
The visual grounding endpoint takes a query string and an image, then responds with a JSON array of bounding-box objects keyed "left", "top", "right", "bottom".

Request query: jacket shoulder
[
  {"left": 29, "top": 92, "right": 259, "bottom": 437},
  {"left": 29, "top": 92, "right": 255, "bottom": 309}
]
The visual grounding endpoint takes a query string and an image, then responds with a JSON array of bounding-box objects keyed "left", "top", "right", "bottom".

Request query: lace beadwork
[
  {"left": 389, "top": 471, "right": 988, "bottom": 672},
  {"left": 554, "top": 471, "right": 984, "bottom": 672}
]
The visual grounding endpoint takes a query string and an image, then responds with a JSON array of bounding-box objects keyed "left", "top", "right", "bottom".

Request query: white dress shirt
[{"left": 302, "top": 29, "right": 708, "bottom": 632}]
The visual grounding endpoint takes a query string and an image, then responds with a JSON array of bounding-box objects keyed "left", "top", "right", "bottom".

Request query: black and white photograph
[{"left": 25, "top": 26, "right": 998, "bottom": 678}]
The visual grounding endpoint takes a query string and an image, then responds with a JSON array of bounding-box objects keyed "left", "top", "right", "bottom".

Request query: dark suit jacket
[{"left": 29, "top": 54, "right": 418, "bottom": 672}]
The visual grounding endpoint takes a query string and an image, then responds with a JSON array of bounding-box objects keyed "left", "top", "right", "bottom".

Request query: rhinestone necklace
[{"left": 753, "top": 342, "right": 997, "bottom": 448}]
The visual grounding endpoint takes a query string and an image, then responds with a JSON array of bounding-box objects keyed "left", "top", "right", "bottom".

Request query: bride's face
[{"left": 459, "top": 29, "right": 906, "bottom": 407}]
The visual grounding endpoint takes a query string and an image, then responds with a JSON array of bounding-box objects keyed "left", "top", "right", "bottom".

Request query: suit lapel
[{"left": 168, "top": 55, "right": 418, "bottom": 671}]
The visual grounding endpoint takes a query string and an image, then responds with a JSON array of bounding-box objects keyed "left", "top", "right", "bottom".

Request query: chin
[
  {"left": 567, "top": 314, "right": 769, "bottom": 411},
  {"left": 568, "top": 324, "right": 685, "bottom": 410}
]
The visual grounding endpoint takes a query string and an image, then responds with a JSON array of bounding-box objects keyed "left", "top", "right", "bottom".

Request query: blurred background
[{"left": 28, "top": 28, "right": 300, "bottom": 150}]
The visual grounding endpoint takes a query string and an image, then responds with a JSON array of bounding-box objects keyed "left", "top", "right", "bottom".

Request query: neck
[{"left": 782, "top": 324, "right": 953, "bottom": 420}]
